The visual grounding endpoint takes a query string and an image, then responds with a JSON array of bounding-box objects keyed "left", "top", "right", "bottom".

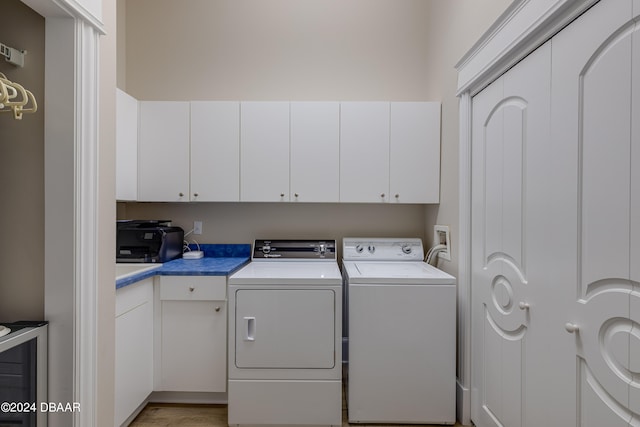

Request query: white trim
[
  {"left": 21, "top": 0, "right": 105, "bottom": 34},
  {"left": 456, "top": 92, "right": 472, "bottom": 425},
  {"left": 24, "top": 0, "right": 103, "bottom": 426},
  {"left": 455, "top": 0, "right": 598, "bottom": 96},
  {"left": 73, "top": 19, "right": 100, "bottom": 427}
]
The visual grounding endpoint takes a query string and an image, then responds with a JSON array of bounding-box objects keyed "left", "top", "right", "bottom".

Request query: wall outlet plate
[
  {"left": 433, "top": 224, "right": 451, "bottom": 261},
  {"left": 193, "top": 221, "right": 203, "bottom": 235}
]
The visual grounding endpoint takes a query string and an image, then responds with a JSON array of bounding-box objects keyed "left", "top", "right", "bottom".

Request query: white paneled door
[
  {"left": 471, "top": 1, "right": 640, "bottom": 426},
  {"left": 471, "top": 41, "right": 559, "bottom": 427},
  {"left": 552, "top": 1, "right": 640, "bottom": 425}
]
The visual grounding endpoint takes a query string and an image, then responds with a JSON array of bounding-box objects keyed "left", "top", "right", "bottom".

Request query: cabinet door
[
  {"left": 138, "top": 101, "right": 190, "bottom": 202},
  {"left": 340, "top": 102, "right": 390, "bottom": 202},
  {"left": 390, "top": 102, "right": 440, "bottom": 203},
  {"left": 240, "top": 102, "right": 290, "bottom": 201},
  {"left": 160, "top": 300, "right": 227, "bottom": 392},
  {"left": 115, "top": 280, "right": 153, "bottom": 427},
  {"left": 290, "top": 102, "right": 340, "bottom": 202},
  {"left": 115, "top": 89, "right": 138, "bottom": 201},
  {"left": 190, "top": 101, "right": 240, "bottom": 201}
]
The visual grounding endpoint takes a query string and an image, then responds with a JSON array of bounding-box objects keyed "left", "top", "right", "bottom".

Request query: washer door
[{"left": 234, "top": 289, "right": 336, "bottom": 369}]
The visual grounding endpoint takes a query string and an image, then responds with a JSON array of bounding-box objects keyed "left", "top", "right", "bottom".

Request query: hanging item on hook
[
  {"left": 0, "top": 42, "right": 26, "bottom": 67},
  {"left": 0, "top": 73, "right": 37, "bottom": 120}
]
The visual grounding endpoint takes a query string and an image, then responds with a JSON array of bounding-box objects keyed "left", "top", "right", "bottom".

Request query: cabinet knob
[
  {"left": 193, "top": 193, "right": 198, "bottom": 198},
  {"left": 380, "top": 193, "right": 385, "bottom": 198},
  {"left": 280, "top": 193, "right": 285, "bottom": 197},
  {"left": 214, "top": 306, "right": 221, "bottom": 312},
  {"left": 565, "top": 323, "right": 579, "bottom": 333},
  {"left": 395, "top": 194, "right": 399, "bottom": 199},
  {"left": 179, "top": 192, "right": 184, "bottom": 197},
  {"left": 518, "top": 301, "right": 530, "bottom": 310},
  {"left": 189, "top": 286, "right": 195, "bottom": 292},
  {"left": 294, "top": 193, "right": 299, "bottom": 198}
]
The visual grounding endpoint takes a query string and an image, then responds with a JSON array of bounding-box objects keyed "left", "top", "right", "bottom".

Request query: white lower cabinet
[
  {"left": 157, "top": 276, "right": 227, "bottom": 393},
  {"left": 115, "top": 278, "right": 154, "bottom": 427}
]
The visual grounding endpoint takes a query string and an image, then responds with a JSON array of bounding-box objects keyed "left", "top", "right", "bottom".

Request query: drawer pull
[
  {"left": 214, "top": 306, "right": 221, "bottom": 312},
  {"left": 189, "top": 286, "right": 195, "bottom": 292},
  {"left": 565, "top": 323, "right": 579, "bottom": 333}
]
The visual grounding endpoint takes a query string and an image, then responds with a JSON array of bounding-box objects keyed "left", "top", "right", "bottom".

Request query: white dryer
[
  {"left": 343, "top": 237, "right": 456, "bottom": 425},
  {"left": 228, "top": 240, "right": 342, "bottom": 427}
]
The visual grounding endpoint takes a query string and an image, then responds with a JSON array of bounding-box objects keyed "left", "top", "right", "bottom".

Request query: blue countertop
[{"left": 116, "top": 244, "right": 251, "bottom": 290}]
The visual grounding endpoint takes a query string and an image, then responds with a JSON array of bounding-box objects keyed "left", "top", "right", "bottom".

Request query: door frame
[
  {"left": 19, "top": 0, "right": 105, "bottom": 426},
  {"left": 454, "top": 0, "right": 599, "bottom": 424}
]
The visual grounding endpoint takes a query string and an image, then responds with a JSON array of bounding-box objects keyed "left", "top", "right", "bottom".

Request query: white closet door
[
  {"left": 471, "top": 42, "right": 553, "bottom": 427},
  {"left": 632, "top": 11, "right": 640, "bottom": 418},
  {"left": 552, "top": 1, "right": 638, "bottom": 426},
  {"left": 191, "top": 101, "right": 240, "bottom": 201}
]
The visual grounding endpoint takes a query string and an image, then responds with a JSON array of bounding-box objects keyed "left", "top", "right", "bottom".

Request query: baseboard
[
  {"left": 456, "top": 379, "right": 471, "bottom": 426},
  {"left": 148, "top": 391, "right": 228, "bottom": 404}
]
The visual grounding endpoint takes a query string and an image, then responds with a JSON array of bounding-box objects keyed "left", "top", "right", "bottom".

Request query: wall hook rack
[{"left": 0, "top": 42, "right": 26, "bottom": 67}]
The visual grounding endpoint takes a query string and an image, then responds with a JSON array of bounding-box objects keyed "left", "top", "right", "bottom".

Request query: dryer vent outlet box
[{"left": 433, "top": 225, "right": 451, "bottom": 261}]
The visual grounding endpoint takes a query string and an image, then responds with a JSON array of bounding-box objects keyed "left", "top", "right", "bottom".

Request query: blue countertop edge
[{"left": 116, "top": 244, "right": 251, "bottom": 290}]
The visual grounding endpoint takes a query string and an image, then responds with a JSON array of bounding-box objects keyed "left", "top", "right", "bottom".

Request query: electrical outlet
[
  {"left": 433, "top": 225, "right": 451, "bottom": 261},
  {"left": 193, "top": 221, "right": 203, "bottom": 235}
]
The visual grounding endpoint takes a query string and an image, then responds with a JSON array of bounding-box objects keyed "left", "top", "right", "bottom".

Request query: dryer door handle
[{"left": 243, "top": 317, "right": 256, "bottom": 341}]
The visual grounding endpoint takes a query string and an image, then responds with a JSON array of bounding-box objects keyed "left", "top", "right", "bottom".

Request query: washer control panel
[{"left": 343, "top": 237, "right": 424, "bottom": 261}]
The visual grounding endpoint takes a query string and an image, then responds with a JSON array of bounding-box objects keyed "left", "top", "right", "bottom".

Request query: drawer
[
  {"left": 116, "top": 277, "right": 154, "bottom": 317},
  {"left": 159, "top": 276, "right": 226, "bottom": 301}
]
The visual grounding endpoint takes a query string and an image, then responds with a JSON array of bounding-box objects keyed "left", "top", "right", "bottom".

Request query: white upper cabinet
[
  {"left": 240, "top": 102, "right": 290, "bottom": 202},
  {"left": 131, "top": 99, "right": 441, "bottom": 204},
  {"left": 115, "top": 89, "right": 139, "bottom": 201},
  {"left": 390, "top": 102, "right": 441, "bottom": 203},
  {"left": 191, "top": 101, "right": 240, "bottom": 202},
  {"left": 340, "top": 102, "right": 391, "bottom": 203},
  {"left": 290, "top": 102, "right": 340, "bottom": 203},
  {"left": 138, "top": 101, "right": 191, "bottom": 202}
]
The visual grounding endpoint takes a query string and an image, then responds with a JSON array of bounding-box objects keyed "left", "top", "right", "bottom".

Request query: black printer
[{"left": 116, "top": 220, "right": 184, "bottom": 263}]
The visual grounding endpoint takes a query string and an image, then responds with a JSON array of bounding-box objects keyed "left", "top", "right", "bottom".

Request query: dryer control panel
[
  {"left": 252, "top": 239, "right": 336, "bottom": 261},
  {"left": 343, "top": 237, "right": 424, "bottom": 261}
]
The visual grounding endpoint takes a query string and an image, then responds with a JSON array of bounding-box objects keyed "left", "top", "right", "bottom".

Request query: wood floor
[
  {"left": 130, "top": 369, "right": 463, "bottom": 427},
  {"left": 129, "top": 402, "right": 464, "bottom": 427}
]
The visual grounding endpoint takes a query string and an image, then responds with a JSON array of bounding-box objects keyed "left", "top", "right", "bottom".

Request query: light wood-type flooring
[{"left": 129, "top": 402, "right": 464, "bottom": 427}]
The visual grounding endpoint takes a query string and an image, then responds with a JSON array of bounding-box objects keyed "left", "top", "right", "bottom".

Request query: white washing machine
[
  {"left": 343, "top": 237, "right": 456, "bottom": 425},
  {"left": 228, "top": 240, "right": 342, "bottom": 427}
]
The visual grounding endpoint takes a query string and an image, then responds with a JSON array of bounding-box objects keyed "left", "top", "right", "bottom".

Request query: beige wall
[
  {"left": 121, "top": 202, "right": 430, "bottom": 258},
  {"left": 99, "top": 0, "right": 118, "bottom": 424},
  {"left": 0, "top": 0, "right": 45, "bottom": 322},
  {"left": 119, "top": 0, "right": 508, "bottom": 263},
  {"left": 423, "top": 0, "right": 512, "bottom": 278}
]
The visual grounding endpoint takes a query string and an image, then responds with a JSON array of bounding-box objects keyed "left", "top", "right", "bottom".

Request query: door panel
[
  {"left": 234, "top": 289, "right": 335, "bottom": 369},
  {"left": 471, "top": 43, "right": 551, "bottom": 427},
  {"left": 551, "top": 1, "right": 638, "bottom": 425}
]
